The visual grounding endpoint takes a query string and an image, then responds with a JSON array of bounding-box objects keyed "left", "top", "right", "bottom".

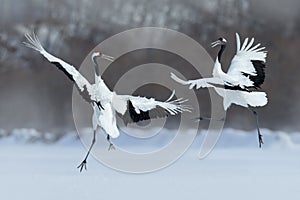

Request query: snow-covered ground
[{"left": 0, "top": 128, "right": 300, "bottom": 200}]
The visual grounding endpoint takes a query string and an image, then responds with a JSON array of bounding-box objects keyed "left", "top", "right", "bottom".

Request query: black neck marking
[{"left": 218, "top": 44, "right": 226, "bottom": 63}]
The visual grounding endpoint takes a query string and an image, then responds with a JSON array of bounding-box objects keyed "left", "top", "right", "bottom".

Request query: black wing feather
[
  {"left": 128, "top": 100, "right": 150, "bottom": 123},
  {"left": 52, "top": 61, "right": 103, "bottom": 109},
  {"left": 51, "top": 61, "right": 75, "bottom": 82},
  {"left": 249, "top": 60, "right": 266, "bottom": 88},
  {"left": 242, "top": 60, "right": 266, "bottom": 89},
  {"left": 121, "top": 100, "right": 170, "bottom": 126}
]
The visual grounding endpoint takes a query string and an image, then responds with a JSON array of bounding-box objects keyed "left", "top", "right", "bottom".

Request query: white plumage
[
  {"left": 24, "top": 32, "right": 190, "bottom": 171},
  {"left": 171, "top": 33, "right": 268, "bottom": 148},
  {"left": 172, "top": 33, "right": 267, "bottom": 90},
  {"left": 226, "top": 33, "right": 267, "bottom": 87},
  {"left": 214, "top": 88, "right": 267, "bottom": 110}
]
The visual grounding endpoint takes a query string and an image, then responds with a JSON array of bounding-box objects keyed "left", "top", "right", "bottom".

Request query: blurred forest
[{"left": 0, "top": 0, "right": 299, "bottom": 133}]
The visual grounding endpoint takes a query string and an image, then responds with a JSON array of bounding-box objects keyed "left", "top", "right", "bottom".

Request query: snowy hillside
[{"left": 0, "top": 128, "right": 299, "bottom": 200}]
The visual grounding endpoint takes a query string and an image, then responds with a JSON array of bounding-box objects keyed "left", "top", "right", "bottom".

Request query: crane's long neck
[
  {"left": 93, "top": 57, "right": 100, "bottom": 77},
  {"left": 91, "top": 56, "right": 112, "bottom": 97},
  {"left": 93, "top": 57, "right": 103, "bottom": 85},
  {"left": 217, "top": 44, "right": 226, "bottom": 63},
  {"left": 213, "top": 44, "right": 226, "bottom": 77}
]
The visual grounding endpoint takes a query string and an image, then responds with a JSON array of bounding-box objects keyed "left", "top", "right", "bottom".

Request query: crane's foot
[
  {"left": 108, "top": 143, "right": 115, "bottom": 151},
  {"left": 258, "top": 133, "right": 264, "bottom": 148},
  {"left": 77, "top": 159, "right": 87, "bottom": 172}
]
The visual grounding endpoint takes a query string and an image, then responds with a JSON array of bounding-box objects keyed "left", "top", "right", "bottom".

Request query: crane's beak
[
  {"left": 211, "top": 40, "right": 221, "bottom": 48},
  {"left": 101, "top": 54, "right": 115, "bottom": 62}
]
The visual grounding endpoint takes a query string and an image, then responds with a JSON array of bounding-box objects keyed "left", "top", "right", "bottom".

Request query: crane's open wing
[
  {"left": 227, "top": 33, "right": 267, "bottom": 88},
  {"left": 112, "top": 91, "right": 191, "bottom": 125},
  {"left": 170, "top": 72, "right": 227, "bottom": 89},
  {"left": 24, "top": 32, "right": 96, "bottom": 104}
]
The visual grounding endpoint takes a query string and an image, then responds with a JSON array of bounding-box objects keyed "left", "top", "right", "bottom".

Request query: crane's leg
[
  {"left": 106, "top": 135, "right": 115, "bottom": 151},
  {"left": 194, "top": 116, "right": 225, "bottom": 121},
  {"left": 248, "top": 108, "right": 264, "bottom": 148},
  {"left": 77, "top": 130, "right": 96, "bottom": 172}
]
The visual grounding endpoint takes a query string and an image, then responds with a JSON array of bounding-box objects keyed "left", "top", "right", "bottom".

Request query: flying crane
[{"left": 171, "top": 33, "right": 268, "bottom": 148}]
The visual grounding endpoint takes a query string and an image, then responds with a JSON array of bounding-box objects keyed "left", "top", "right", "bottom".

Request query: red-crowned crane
[
  {"left": 24, "top": 33, "right": 191, "bottom": 172},
  {"left": 171, "top": 33, "right": 267, "bottom": 148}
]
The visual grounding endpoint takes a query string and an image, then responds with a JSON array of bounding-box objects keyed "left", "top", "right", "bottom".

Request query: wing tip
[
  {"left": 165, "top": 89, "right": 176, "bottom": 102},
  {"left": 23, "top": 31, "right": 44, "bottom": 52},
  {"left": 170, "top": 72, "right": 189, "bottom": 85}
]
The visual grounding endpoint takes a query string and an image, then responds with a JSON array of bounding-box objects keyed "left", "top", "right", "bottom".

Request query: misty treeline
[{"left": 0, "top": 0, "right": 299, "bottom": 133}]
